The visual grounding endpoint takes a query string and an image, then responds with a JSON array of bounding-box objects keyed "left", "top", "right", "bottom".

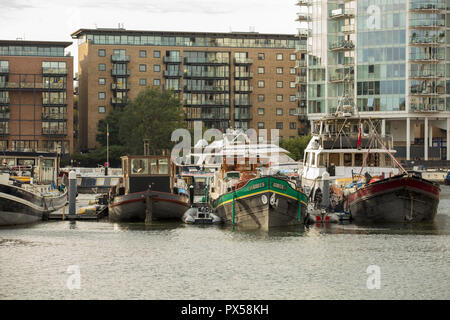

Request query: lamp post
[{"left": 105, "top": 123, "right": 109, "bottom": 176}]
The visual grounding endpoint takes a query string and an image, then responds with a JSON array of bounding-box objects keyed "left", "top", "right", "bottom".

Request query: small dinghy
[{"left": 182, "top": 205, "right": 221, "bottom": 224}]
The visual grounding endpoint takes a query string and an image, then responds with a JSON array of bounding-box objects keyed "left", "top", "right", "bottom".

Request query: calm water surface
[{"left": 0, "top": 188, "right": 449, "bottom": 300}]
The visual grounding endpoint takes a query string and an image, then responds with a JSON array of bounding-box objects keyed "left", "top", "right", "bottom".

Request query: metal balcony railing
[
  {"left": 111, "top": 55, "right": 130, "bottom": 63},
  {"left": 42, "top": 98, "right": 67, "bottom": 105},
  {"left": 42, "top": 68, "right": 67, "bottom": 75}
]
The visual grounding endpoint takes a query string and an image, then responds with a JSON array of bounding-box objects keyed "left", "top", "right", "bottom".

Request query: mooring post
[
  {"left": 145, "top": 191, "right": 153, "bottom": 224},
  {"left": 321, "top": 171, "right": 330, "bottom": 209},
  {"left": 68, "top": 170, "right": 77, "bottom": 219}
]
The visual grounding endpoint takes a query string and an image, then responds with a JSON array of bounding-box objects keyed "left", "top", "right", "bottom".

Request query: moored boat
[
  {"left": 346, "top": 174, "right": 440, "bottom": 222},
  {"left": 0, "top": 152, "right": 67, "bottom": 226},
  {"left": 108, "top": 155, "right": 190, "bottom": 222},
  {"left": 445, "top": 172, "right": 450, "bottom": 185}
]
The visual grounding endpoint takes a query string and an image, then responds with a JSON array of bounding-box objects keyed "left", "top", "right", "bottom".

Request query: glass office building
[{"left": 297, "top": 0, "right": 450, "bottom": 160}]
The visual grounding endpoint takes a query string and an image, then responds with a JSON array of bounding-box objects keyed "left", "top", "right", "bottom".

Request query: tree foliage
[{"left": 280, "top": 135, "right": 312, "bottom": 161}]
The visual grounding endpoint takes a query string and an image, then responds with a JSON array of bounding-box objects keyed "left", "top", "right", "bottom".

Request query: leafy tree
[
  {"left": 118, "top": 86, "right": 186, "bottom": 155},
  {"left": 96, "top": 107, "right": 123, "bottom": 147},
  {"left": 280, "top": 135, "right": 312, "bottom": 161}
]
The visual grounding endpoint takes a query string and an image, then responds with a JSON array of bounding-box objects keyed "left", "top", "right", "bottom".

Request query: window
[
  {"left": 290, "top": 53, "right": 296, "bottom": 61},
  {"left": 98, "top": 49, "right": 106, "bottom": 57},
  {"left": 276, "top": 67, "right": 283, "bottom": 74},
  {"left": 257, "top": 94, "right": 265, "bottom": 102},
  {"left": 290, "top": 122, "right": 297, "bottom": 129},
  {"left": 98, "top": 92, "right": 105, "bottom": 99},
  {"left": 289, "top": 108, "right": 296, "bottom": 115},
  {"left": 276, "top": 81, "right": 283, "bottom": 88},
  {"left": 258, "top": 122, "right": 265, "bottom": 129},
  {"left": 369, "top": 65, "right": 374, "bottom": 73},
  {"left": 257, "top": 80, "right": 265, "bottom": 88},
  {"left": 276, "top": 95, "right": 283, "bottom": 102},
  {"left": 276, "top": 122, "right": 283, "bottom": 129},
  {"left": 153, "top": 65, "right": 161, "bottom": 72},
  {"left": 140, "top": 50, "right": 147, "bottom": 58},
  {"left": 258, "top": 108, "right": 264, "bottom": 115},
  {"left": 276, "top": 53, "right": 283, "bottom": 61},
  {"left": 139, "top": 64, "right": 147, "bottom": 72},
  {"left": 153, "top": 79, "right": 160, "bottom": 86},
  {"left": 131, "top": 158, "right": 149, "bottom": 175},
  {"left": 98, "top": 106, "right": 106, "bottom": 113},
  {"left": 290, "top": 95, "right": 296, "bottom": 102},
  {"left": 98, "top": 63, "right": 106, "bottom": 71},
  {"left": 98, "top": 78, "right": 106, "bottom": 85},
  {"left": 258, "top": 53, "right": 265, "bottom": 60},
  {"left": 154, "top": 50, "right": 160, "bottom": 58},
  {"left": 290, "top": 68, "right": 296, "bottom": 74},
  {"left": 290, "top": 81, "right": 296, "bottom": 88},
  {"left": 276, "top": 108, "right": 283, "bottom": 115},
  {"left": 258, "top": 67, "right": 265, "bottom": 74},
  {"left": 139, "top": 78, "right": 147, "bottom": 86}
]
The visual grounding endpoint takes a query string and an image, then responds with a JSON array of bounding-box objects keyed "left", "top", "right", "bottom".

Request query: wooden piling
[{"left": 145, "top": 191, "right": 153, "bottom": 224}]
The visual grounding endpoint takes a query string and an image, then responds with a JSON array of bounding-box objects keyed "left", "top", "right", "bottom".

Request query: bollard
[
  {"left": 69, "top": 170, "right": 77, "bottom": 218},
  {"left": 321, "top": 171, "right": 330, "bottom": 208}
]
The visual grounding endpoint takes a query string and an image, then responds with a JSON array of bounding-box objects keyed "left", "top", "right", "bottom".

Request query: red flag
[{"left": 357, "top": 126, "right": 362, "bottom": 148}]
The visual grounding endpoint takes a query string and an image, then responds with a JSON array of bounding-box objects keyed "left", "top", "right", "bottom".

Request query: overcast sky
[{"left": 1, "top": 0, "right": 300, "bottom": 68}]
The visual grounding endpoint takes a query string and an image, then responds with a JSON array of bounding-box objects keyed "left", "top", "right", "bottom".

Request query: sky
[{"left": 0, "top": 0, "right": 300, "bottom": 70}]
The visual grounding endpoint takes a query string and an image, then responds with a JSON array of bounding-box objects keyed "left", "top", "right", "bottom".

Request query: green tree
[
  {"left": 280, "top": 135, "right": 312, "bottom": 161},
  {"left": 118, "top": 86, "right": 186, "bottom": 155},
  {"left": 96, "top": 107, "right": 123, "bottom": 147}
]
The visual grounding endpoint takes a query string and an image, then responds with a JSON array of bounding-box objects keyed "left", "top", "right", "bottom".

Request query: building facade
[
  {"left": 298, "top": 0, "right": 450, "bottom": 161},
  {"left": 0, "top": 40, "right": 74, "bottom": 156},
  {"left": 71, "top": 28, "right": 308, "bottom": 151}
]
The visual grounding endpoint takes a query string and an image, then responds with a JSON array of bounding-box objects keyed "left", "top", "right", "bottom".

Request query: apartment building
[
  {"left": 71, "top": 28, "right": 308, "bottom": 151},
  {"left": 0, "top": 40, "right": 74, "bottom": 156},
  {"left": 297, "top": 0, "right": 450, "bottom": 161}
]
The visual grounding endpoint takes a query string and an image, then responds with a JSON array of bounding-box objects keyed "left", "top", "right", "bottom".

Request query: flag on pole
[{"left": 357, "top": 124, "right": 362, "bottom": 148}]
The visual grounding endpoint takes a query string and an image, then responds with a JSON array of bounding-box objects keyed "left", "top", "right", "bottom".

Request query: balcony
[
  {"left": 329, "top": 73, "right": 354, "bottom": 83},
  {"left": 0, "top": 112, "right": 10, "bottom": 120},
  {"left": 295, "top": 76, "right": 307, "bottom": 83},
  {"left": 0, "top": 81, "right": 44, "bottom": 91},
  {"left": 295, "top": 60, "right": 307, "bottom": 68},
  {"left": 183, "top": 71, "right": 228, "bottom": 78},
  {"left": 409, "top": 36, "right": 444, "bottom": 46},
  {"left": 409, "top": 70, "right": 444, "bottom": 79},
  {"left": 296, "top": 0, "right": 309, "bottom": 6},
  {"left": 234, "top": 113, "right": 253, "bottom": 121},
  {"left": 111, "top": 97, "right": 128, "bottom": 106},
  {"left": 0, "top": 127, "right": 9, "bottom": 135},
  {"left": 163, "top": 70, "right": 183, "bottom": 77},
  {"left": 163, "top": 85, "right": 182, "bottom": 92},
  {"left": 42, "top": 128, "right": 68, "bottom": 136},
  {"left": 296, "top": 92, "right": 307, "bottom": 100},
  {"left": 329, "top": 40, "right": 355, "bottom": 51},
  {"left": 0, "top": 67, "right": 9, "bottom": 74},
  {"left": 234, "top": 98, "right": 252, "bottom": 106},
  {"left": 295, "top": 107, "right": 308, "bottom": 119},
  {"left": 0, "top": 97, "right": 10, "bottom": 104},
  {"left": 184, "top": 85, "right": 229, "bottom": 92},
  {"left": 341, "top": 24, "right": 355, "bottom": 34},
  {"left": 297, "top": 28, "right": 309, "bottom": 37},
  {"left": 111, "top": 55, "right": 130, "bottom": 63},
  {"left": 296, "top": 13, "right": 311, "bottom": 22},
  {"left": 410, "top": 104, "right": 445, "bottom": 112},
  {"left": 295, "top": 44, "right": 307, "bottom": 52},
  {"left": 329, "top": 8, "right": 355, "bottom": 19},
  {"left": 409, "top": 1, "right": 446, "bottom": 12},
  {"left": 183, "top": 99, "right": 229, "bottom": 106},
  {"left": 409, "top": 54, "right": 444, "bottom": 62},
  {"left": 233, "top": 57, "right": 253, "bottom": 65},
  {"left": 234, "top": 72, "right": 253, "bottom": 79},
  {"left": 111, "top": 83, "right": 131, "bottom": 90},
  {"left": 184, "top": 57, "right": 229, "bottom": 65},
  {"left": 163, "top": 56, "right": 182, "bottom": 63},
  {"left": 111, "top": 69, "right": 131, "bottom": 77},
  {"left": 42, "top": 112, "right": 68, "bottom": 120},
  {"left": 409, "top": 19, "right": 445, "bottom": 29},
  {"left": 42, "top": 98, "right": 67, "bottom": 105},
  {"left": 42, "top": 68, "right": 68, "bottom": 75},
  {"left": 43, "top": 82, "right": 66, "bottom": 90},
  {"left": 233, "top": 86, "right": 253, "bottom": 93}
]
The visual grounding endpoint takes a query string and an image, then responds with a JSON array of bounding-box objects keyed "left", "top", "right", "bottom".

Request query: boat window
[
  {"left": 17, "top": 159, "right": 35, "bottom": 166},
  {"left": 305, "top": 152, "right": 311, "bottom": 165},
  {"left": 225, "top": 172, "right": 240, "bottom": 180},
  {"left": 249, "top": 182, "right": 265, "bottom": 190},
  {"left": 355, "top": 154, "right": 363, "bottom": 166},
  {"left": 344, "top": 153, "right": 352, "bottom": 166},
  {"left": 150, "top": 159, "right": 158, "bottom": 174},
  {"left": 272, "top": 182, "right": 286, "bottom": 191},
  {"left": 110, "top": 178, "right": 119, "bottom": 186},
  {"left": 42, "top": 159, "right": 54, "bottom": 167},
  {"left": 367, "top": 153, "right": 379, "bottom": 167},
  {"left": 384, "top": 154, "right": 392, "bottom": 167},
  {"left": 131, "top": 158, "right": 149, "bottom": 175},
  {"left": 1, "top": 158, "right": 15, "bottom": 166},
  {"left": 329, "top": 153, "right": 340, "bottom": 166},
  {"left": 158, "top": 159, "right": 169, "bottom": 174},
  {"left": 96, "top": 178, "right": 105, "bottom": 186},
  {"left": 311, "top": 153, "right": 316, "bottom": 166},
  {"left": 318, "top": 154, "right": 325, "bottom": 167}
]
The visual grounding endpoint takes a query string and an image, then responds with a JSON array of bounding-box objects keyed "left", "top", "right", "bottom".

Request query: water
[{"left": 0, "top": 188, "right": 449, "bottom": 300}]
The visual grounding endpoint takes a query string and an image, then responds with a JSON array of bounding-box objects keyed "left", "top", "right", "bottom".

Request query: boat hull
[
  {"left": 347, "top": 176, "right": 440, "bottom": 222},
  {"left": 0, "top": 184, "right": 67, "bottom": 226},
  {"left": 214, "top": 176, "right": 308, "bottom": 230},
  {"left": 108, "top": 190, "right": 190, "bottom": 222}
]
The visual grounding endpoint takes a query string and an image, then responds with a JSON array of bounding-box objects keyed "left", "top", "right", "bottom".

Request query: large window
[{"left": 131, "top": 158, "right": 149, "bottom": 175}]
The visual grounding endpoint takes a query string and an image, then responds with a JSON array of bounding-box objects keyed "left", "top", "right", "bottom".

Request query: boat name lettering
[
  {"left": 249, "top": 182, "right": 266, "bottom": 190},
  {"left": 272, "top": 182, "right": 286, "bottom": 191}
]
